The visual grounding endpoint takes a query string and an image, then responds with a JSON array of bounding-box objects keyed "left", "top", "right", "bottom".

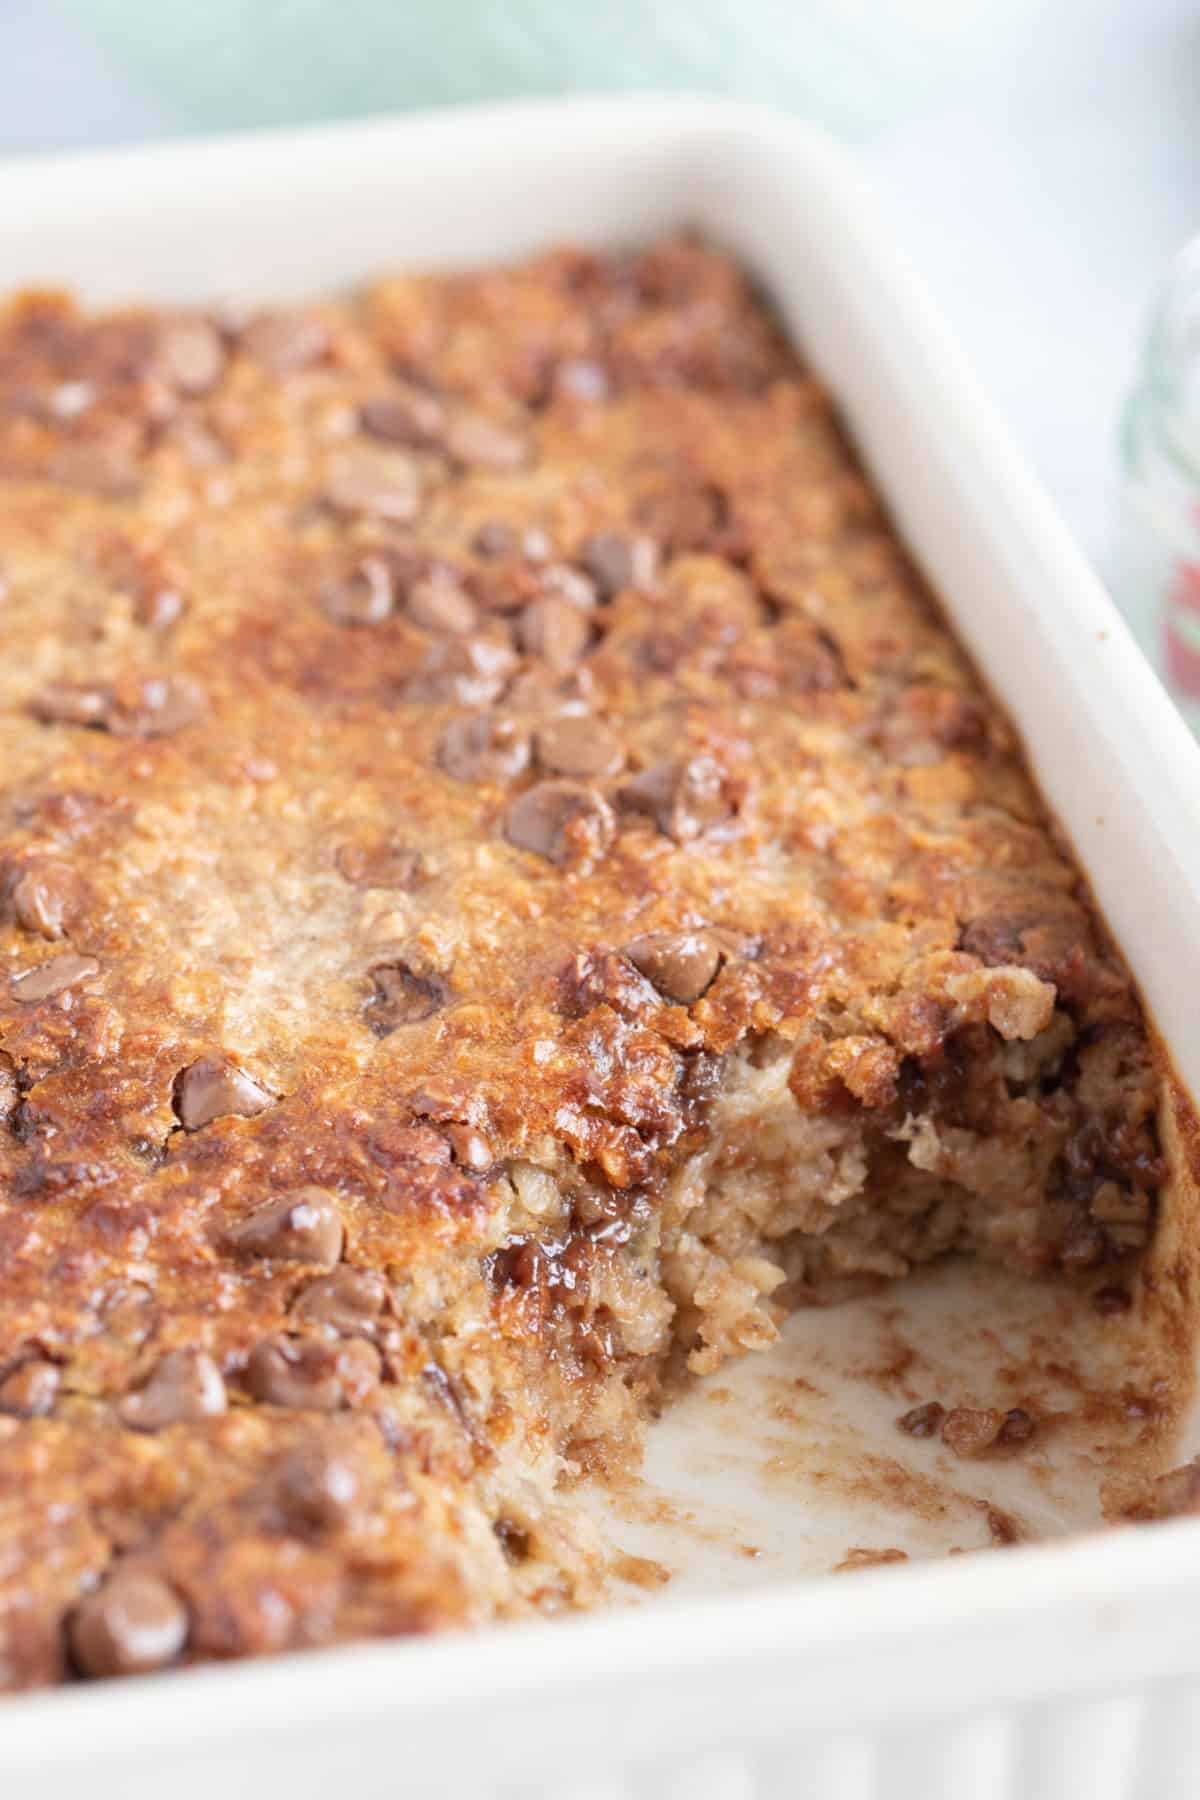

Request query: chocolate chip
[
  {"left": 437, "top": 711, "right": 530, "bottom": 784},
  {"left": 10, "top": 863, "right": 79, "bottom": 940},
  {"left": 618, "top": 754, "right": 734, "bottom": 842},
  {"left": 32, "top": 676, "right": 204, "bottom": 738},
  {"left": 996, "top": 1407, "right": 1038, "bottom": 1447},
  {"left": 291, "top": 1267, "right": 389, "bottom": 1336},
  {"left": 624, "top": 929, "right": 721, "bottom": 1004},
  {"left": 69, "top": 1573, "right": 188, "bottom": 1678},
  {"left": 320, "top": 553, "right": 394, "bottom": 626},
  {"left": 897, "top": 1401, "right": 945, "bottom": 1438},
  {"left": 407, "top": 635, "right": 517, "bottom": 705},
  {"left": 229, "top": 1188, "right": 344, "bottom": 1267},
  {"left": 505, "top": 780, "right": 616, "bottom": 871},
  {"left": 535, "top": 714, "right": 625, "bottom": 779},
  {"left": 538, "top": 564, "right": 598, "bottom": 611},
  {"left": 443, "top": 408, "right": 530, "bottom": 471},
  {"left": 559, "top": 948, "right": 659, "bottom": 1019},
  {"left": 406, "top": 577, "right": 477, "bottom": 635},
  {"left": 360, "top": 384, "right": 446, "bottom": 447},
  {"left": 119, "top": 675, "right": 206, "bottom": 737},
  {"left": 580, "top": 531, "right": 659, "bottom": 599},
  {"left": 31, "top": 681, "right": 116, "bottom": 729},
  {"left": 472, "top": 519, "right": 515, "bottom": 558},
  {"left": 365, "top": 961, "right": 448, "bottom": 1035},
  {"left": 504, "top": 666, "right": 594, "bottom": 722},
  {"left": 240, "top": 309, "right": 328, "bottom": 373},
  {"left": 245, "top": 1335, "right": 380, "bottom": 1410},
  {"left": 335, "top": 841, "right": 427, "bottom": 889},
  {"left": 518, "top": 597, "right": 591, "bottom": 670},
  {"left": 120, "top": 1349, "right": 227, "bottom": 1429},
  {"left": 156, "top": 317, "right": 224, "bottom": 394},
  {"left": 277, "top": 1442, "right": 360, "bottom": 1533},
  {"left": 11, "top": 953, "right": 99, "bottom": 1003},
  {"left": 325, "top": 447, "right": 420, "bottom": 522},
  {"left": 173, "top": 1055, "right": 275, "bottom": 1130},
  {"left": 0, "top": 1358, "right": 60, "bottom": 1417}
]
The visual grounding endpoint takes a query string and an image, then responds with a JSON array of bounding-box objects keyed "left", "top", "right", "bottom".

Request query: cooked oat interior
[{"left": 0, "top": 237, "right": 1165, "bottom": 1688}]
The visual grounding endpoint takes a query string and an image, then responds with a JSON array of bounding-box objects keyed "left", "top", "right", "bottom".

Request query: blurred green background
[{"left": 56, "top": 0, "right": 1036, "bottom": 142}]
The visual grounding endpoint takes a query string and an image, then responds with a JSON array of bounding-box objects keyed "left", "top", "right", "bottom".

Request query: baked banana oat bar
[{"left": 0, "top": 237, "right": 1164, "bottom": 1688}]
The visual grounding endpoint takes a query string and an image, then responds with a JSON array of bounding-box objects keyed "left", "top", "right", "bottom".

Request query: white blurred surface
[{"left": 1, "top": 0, "right": 1197, "bottom": 564}]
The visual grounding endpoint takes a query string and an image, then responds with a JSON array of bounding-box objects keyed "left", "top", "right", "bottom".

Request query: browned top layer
[{"left": 0, "top": 237, "right": 1160, "bottom": 1684}]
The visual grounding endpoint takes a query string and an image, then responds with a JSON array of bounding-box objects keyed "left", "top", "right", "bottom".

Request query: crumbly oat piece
[{"left": 0, "top": 239, "right": 1165, "bottom": 1688}]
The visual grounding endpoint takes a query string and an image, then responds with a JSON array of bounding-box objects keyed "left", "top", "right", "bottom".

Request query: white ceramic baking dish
[{"left": 5, "top": 95, "right": 1200, "bottom": 1799}]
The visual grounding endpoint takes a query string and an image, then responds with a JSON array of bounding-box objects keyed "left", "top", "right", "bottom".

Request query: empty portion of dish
[{"left": 0, "top": 238, "right": 1166, "bottom": 1689}]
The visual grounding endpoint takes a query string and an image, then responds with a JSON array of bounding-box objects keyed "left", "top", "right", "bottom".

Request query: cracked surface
[{"left": 0, "top": 237, "right": 1167, "bottom": 1688}]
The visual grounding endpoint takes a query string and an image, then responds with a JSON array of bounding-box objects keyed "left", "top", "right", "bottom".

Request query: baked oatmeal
[{"left": 0, "top": 237, "right": 1165, "bottom": 1687}]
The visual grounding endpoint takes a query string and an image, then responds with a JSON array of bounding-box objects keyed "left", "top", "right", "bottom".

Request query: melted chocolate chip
[
  {"left": 443, "top": 408, "right": 530, "bottom": 471},
  {"left": 120, "top": 1349, "right": 227, "bottom": 1429},
  {"left": 504, "top": 666, "right": 594, "bottom": 722},
  {"left": 406, "top": 577, "right": 477, "bottom": 635},
  {"left": 360, "top": 384, "right": 446, "bottom": 448},
  {"left": 173, "top": 1056, "right": 275, "bottom": 1131},
  {"left": 11, "top": 863, "right": 80, "bottom": 940},
  {"left": 31, "top": 676, "right": 204, "bottom": 738},
  {"left": 517, "top": 597, "right": 591, "bottom": 670},
  {"left": 229, "top": 1188, "right": 344, "bottom": 1267},
  {"left": 120, "top": 675, "right": 207, "bottom": 737},
  {"left": 365, "top": 961, "right": 448, "bottom": 1034},
  {"left": 291, "top": 1267, "right": 389, "bottom": 1336},
  {"left": 31, "top": 681, "right": 116, "bottom": 729},
  {"left": 538, "top": 564, "right": 598, "bottom": 612},
  {"left": 407, "top": 635, "right": 517, "bottom": 706},
  {"left": 896, "top": 1401, "right": 945, "bottom": 1439},
  {"left": 69, "top": 1573, "right": 188, "bottom": 1678},
  {"left": 437, "top": 711, "right": 531, "bottom": 784},
  {"left": 245, "top": 1335, "right": 380, "bottom": 1410},
  {"left": 618, "top": 754, "right": 734, "bottom": 842},
  {"left": 579, "top": 531, "right": 659, "bottom": 599},
  {"left": 335, "top": 841, "right": 427, "bottom": 889},
  {"left": 625, "top": 929, "right": 721, "bottom": 1004},
  {"left": 329, "top": 453, "right": 422, "bottom": 529},
  {"left": 0, "top": 1358, "right": 60, "bottom": 1417},
  {"left": 320, "top": 553, "right": 394, "bottom": 626},
  {"left": 505, "top": 780, "right": 616, "bottom": 870},
  {"left": 277, "top": 1442, "right": 360, "bottom": 1533},
  {"left": 472, "top": 519, "right": 516, "bottom": 558},
  {"left": 535, "top": 714, "right": 625, "bottom": 779},
  {"left": 325, "top": 447, "right": 420, "bottom": 522},
  {"left": 240, "top": 309, "right": 328, "bottom": 373},
  {"left": 11, "top": 953, "right": 99, "bottom": 1003}
]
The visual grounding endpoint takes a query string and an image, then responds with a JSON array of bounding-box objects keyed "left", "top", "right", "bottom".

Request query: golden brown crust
[{"left": 0, "top": 237, "right": 1165, "bottom": 1688}]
